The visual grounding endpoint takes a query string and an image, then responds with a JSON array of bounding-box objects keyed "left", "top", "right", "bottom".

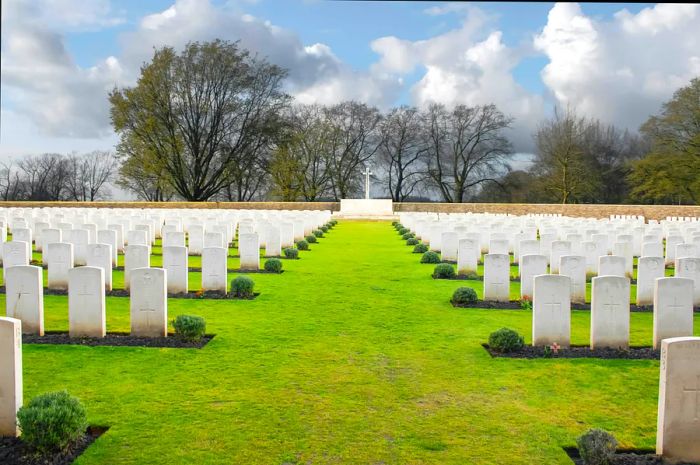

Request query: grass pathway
[{"left": 3, "top": 220, "right": 699, "bottom": 464}]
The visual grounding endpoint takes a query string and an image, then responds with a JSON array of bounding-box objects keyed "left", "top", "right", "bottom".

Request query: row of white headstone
[
  {"left": 0, "top": 207, "right": 331, "bottom": 264},
  {"left": 400, "top": 211, "right": 700, "bottom": 269},
  {"left": 478, "top": 252, "right": 700, "bottom": 306},
  {"left": 2, "top": 322, "right": 697, "bottom": 461},
  {"left": 529, "top": 274, "right": 693, "bottom": 350},
  {"left": 5, "top": 265, "right": 174, "bottom": 338}
]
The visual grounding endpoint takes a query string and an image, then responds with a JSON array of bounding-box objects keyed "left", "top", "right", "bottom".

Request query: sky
[{"left": 1, "top": 0, "right": 699, "bottom": 160}]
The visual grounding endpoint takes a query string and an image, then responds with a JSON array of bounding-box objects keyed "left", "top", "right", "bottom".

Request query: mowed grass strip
[{"left": 3, "top": 220, "right": 698, "bottom": 464}]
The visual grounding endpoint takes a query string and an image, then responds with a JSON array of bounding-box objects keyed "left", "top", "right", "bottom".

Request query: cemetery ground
[{"left": 3, "top": 220, "right": 700, "bottom": 464}]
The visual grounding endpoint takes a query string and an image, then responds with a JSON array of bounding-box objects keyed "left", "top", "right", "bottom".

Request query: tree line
[
  {"left": 0, "top": 151, "right": 117, "bottom": 201},
  {"left": 4, "top": 40, "right": 699, "bottom": 204}
]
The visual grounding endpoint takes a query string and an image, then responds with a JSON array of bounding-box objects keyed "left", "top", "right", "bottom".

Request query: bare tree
[
  {"left": 424, "top": 103, "right": 513, "bottom": 203},
  {"left": 65, "top": 151, "right": 118, "bottom": 201},
  {"left": 378, "top": 106, "right": 428, "bottom": 201},
  {"left": 16, "top": 153, "right": 70, "bottom": 200},
  {"left": 0, "top": 160, "right": 25, "bottom": 200},
  {"left": 324, "top": 101, "right": 382, "bottom": 200}
]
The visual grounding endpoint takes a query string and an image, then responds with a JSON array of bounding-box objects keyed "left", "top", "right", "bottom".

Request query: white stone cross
[{"left": 363, "top": 166, "right": 372, "bottom": 200}]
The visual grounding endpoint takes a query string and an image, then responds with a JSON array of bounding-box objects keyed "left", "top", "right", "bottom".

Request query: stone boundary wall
[
  {"left": 0, "top": 201, "right": 698, "bottom": 220},
  {"left": 395, "top": 203, "right": 700, "bottom": 221}
]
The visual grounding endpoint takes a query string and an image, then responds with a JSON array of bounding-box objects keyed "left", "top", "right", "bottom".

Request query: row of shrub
[{"left": 285, "top": 219, "right": 337, "bottom": 256}]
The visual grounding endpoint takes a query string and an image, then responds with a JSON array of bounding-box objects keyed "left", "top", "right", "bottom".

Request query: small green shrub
[
  {"left": 401, "top": 232, "right": 414, "bottom": 240},
  {"left": 393, "top": 223, "right": 403, "bottom": 230},
  {"left": 420, "top": 251, "right": 441, "bottom": 264},
  {"left": 296, "top": 240, "right": 309, "bottom": 251},
  {"left": 391, "top": 221, "right": 398, "bottom": 226},
  {"left": 577, "top": 429, "right": 618, "bottom": 465},
  {"left": 320, "top": 225, "right": 329, "bottom": 232},
  {"left": 231, "top": 276, "right": 255, "bottom": 298},
  {"left": 432, "top": 263, "right": 456, "bottom": 279},
  {"left": 173, "top": 314, "right": 206, "bottom": 341},
  {"left": 264, "top": 258, "right": 283, "bottom": 273},
  {"left": 313, "top": 229, "right": 324, "bottom": 238},
  {"left": 413, "top": 243, "right": 429, "bottom": 254},
  {"left": 305, "top": 234, "right": 317, "bottom": 244},
  {"left": 451, "top": 287, "right": 478, "bottom": 305},
  {"left": 283, "top": 248, "right": 299, "bottom": 259},
  {"left": 17, "top": 391, "right": 88, "bottom": 453},
  {"left": 398, "top": 227, "right": 409, "bottom": 235},
  {"left": 488, "top": 328, "right": 525, "bottom": 353},
  {"left": 329, "top": 220, "right": 338, "bottom": 226},
  {"left": 406, "top": 238, "right": 419, "bottom": 246}
]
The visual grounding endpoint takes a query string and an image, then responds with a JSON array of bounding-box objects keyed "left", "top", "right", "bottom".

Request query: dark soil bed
[
  {"left": 0, "top": 426, "right": 108, "bottom": 465},
  {"left": 451, "top": 300, "right": 698, "bottom": 313},
  {"left": 23, "top": 332, "right": 214, "bottom": 348},
  {"left": 0, "top": 288, "right": 260, "bottom": 300},
  {"left": 483, "top": 344, "right": 659, "bottom": 360},
  {"left": 564, "top": 446, "right": 699, "bottom": 464}
]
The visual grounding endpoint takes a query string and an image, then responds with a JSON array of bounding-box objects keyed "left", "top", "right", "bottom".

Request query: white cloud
[
  {"left": 370, "top": 7, "right": 545, "bottom": 152},
  {"left": 534, "top": 3, "right": 700, "bottom": 131}
]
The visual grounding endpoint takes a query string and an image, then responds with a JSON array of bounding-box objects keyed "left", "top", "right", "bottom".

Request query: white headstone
[
  {"left": 598, "top": 255, "right": 626, "bottom": 278},
  {"left": 653, "top": 277, "right": 694, "bottom": 349},
  {"left": 637, "top": 256, "right": 665, "bottom": 306},
  {"left": 202, "top": 247, "right": 227, "bottom": 293},
  {"left": 441, "top": 232, "right": 458, "bottom": 262},
  {"left": 86, "top": 243, "right": 113, "bottom": 291},
  {"left": 656, "top": 336, "right": 700, "bottom": 462},
  {"left": 97, "top": 229, "right": 118, "bottom": 267},
  {"left": 41, "top": 228, "right": 62, "bottom": 263},
  {"left": 238, "top": 232, "right": 260, "bottom": 271},
  {"left": 676, "top": 257, "right": 700, "bottom": 306},
  {"left": 163, "top": 231, "right": 186, "bottom": 248},
  {"left": 483, "top": 253, "right": 510, "bottom": 302},
  {"left": 188, "top": 225, "right": 204, "bottom": 256},
  {"left": 67, "top": 228, "right": 89, "bottom": 266},
  {"left": 130, "top": 268, "right": 167, "bottom": 338},
  {"left": 559, "top": 255, "right": 586, "bottom": 304},
  {"left": 457, "top": 238, "right": 479, "bottom": 275},
  {"left": 203, "top": 232, "right": 224, "bottom": 249},
  {"left": 47, "top": 242, "right": 73, "bottom": 291},
  {"left": 520, "top": 254, "right": 547, "bottom": 299},
  {"left": 0, "top": 317, "right": 22, "bottom": 437},
  {"left": 5, "top": 265, "right": 44, "bottom": 335},
  {"left": 265, "top": 226, "right": 282, "bottom": 258},
  {"left": 533, "top": 274, "right": 571, "bottom": 348},
  {"left": 124, "top": 244, "right": 150, "bottom": 291},
  {"left": 2, "top": 241, "right": 29, "bottom": 279},
  {"left": 550, "top": 241, "right": 571, "bottom": 274},
  {"left": 68, "top": 266, "right": 106, "bottom": 338},
  {"left": 162, "top": 246, "right": 188, "bottom": 294},
  {"left": 590, "top": 276, "right": 630, "bottom": 349}
]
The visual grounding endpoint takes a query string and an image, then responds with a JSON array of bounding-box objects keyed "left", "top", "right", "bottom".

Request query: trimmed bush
[
  {"left": 406, "top": 238, "right": 419, "bottom": 246},
  {"left": 320, "top": 225, "right": 329, "bottom": 232},
  {"left": 393, "top": 223, "right": 403, "bottom": 230},
  {"left": 420, "top": 251, "right": 441, "bottom": 264},
  {"left": 401, "top": 232, "right": 414, "bottom": 240},
  {"left": 413, "top": 243, "right": 429, "bottom": 254},
  {"left": 577, "top": 429, "right": 618, "bottom": 465},
  {"left": 283, "top": 248, "right": 299, "bottom": 259},
  {"left": 173, "top": 314, "right": 206, "bottom": 341},
  {"left": 398, "top": 227, "right": 409, "bottom": 235},
  {"left": 488, "top": 328, "right": 525, "bottom": 353},
  {"left": 433, "top": 263, "right": 456, "bottom": 279},
  {"left": 231, "top": 276, "right": 255, "bottom": 298},
  {"left": 451, "top": 287, "right": 478, "bottom": 305},
  {"left": 296, "top": 239, "right": 309, "bottom": 251},
  {"left": 391, "top": 221, "right": 398, "bottom": 226},
  {"left": 305, "top": 234, "right": 317, "bottom": 244},
  {"left": 313, "top": 229, "right": 324, "bottom": 238},
  {"left": 17, "top": 391, "right": 88, "bottom": 453},
  {"left": 264, "top": 258, "right": 283, "bottom": 273}
]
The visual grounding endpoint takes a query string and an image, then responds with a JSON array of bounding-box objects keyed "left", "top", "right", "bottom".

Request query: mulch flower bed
[
  {"left": 0, "top": 426, "right": 108, "bottom": 465},
  {"left": 483, "top": 344, "right": 659, "bottom": 360},
  {"left": 0, "top": 288, "right": 259, "bottom": 300},
  {"left": 23, "top": 332, "right": 214, "bottom": 348},
  {"left": 450, "top": 300, "right": 700, "bottom": 313},
  {"left": 563, "top": 446, "right": 699, "bottom": 464}
]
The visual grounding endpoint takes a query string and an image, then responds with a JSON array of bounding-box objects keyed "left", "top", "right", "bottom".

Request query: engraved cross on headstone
[
  {"left": 683, "top": 374, "right": 700, "bottom": 421},
  {"left": 669, "top": 297, "right": 686, "bottom": 313},
  {"left": 544, "top": 297, "right": 561, "bottom": 319}
]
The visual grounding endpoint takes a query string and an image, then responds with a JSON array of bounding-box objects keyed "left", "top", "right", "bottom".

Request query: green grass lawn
[{"left": 3, "top": 220, "right": 698, "bottom": 464}]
